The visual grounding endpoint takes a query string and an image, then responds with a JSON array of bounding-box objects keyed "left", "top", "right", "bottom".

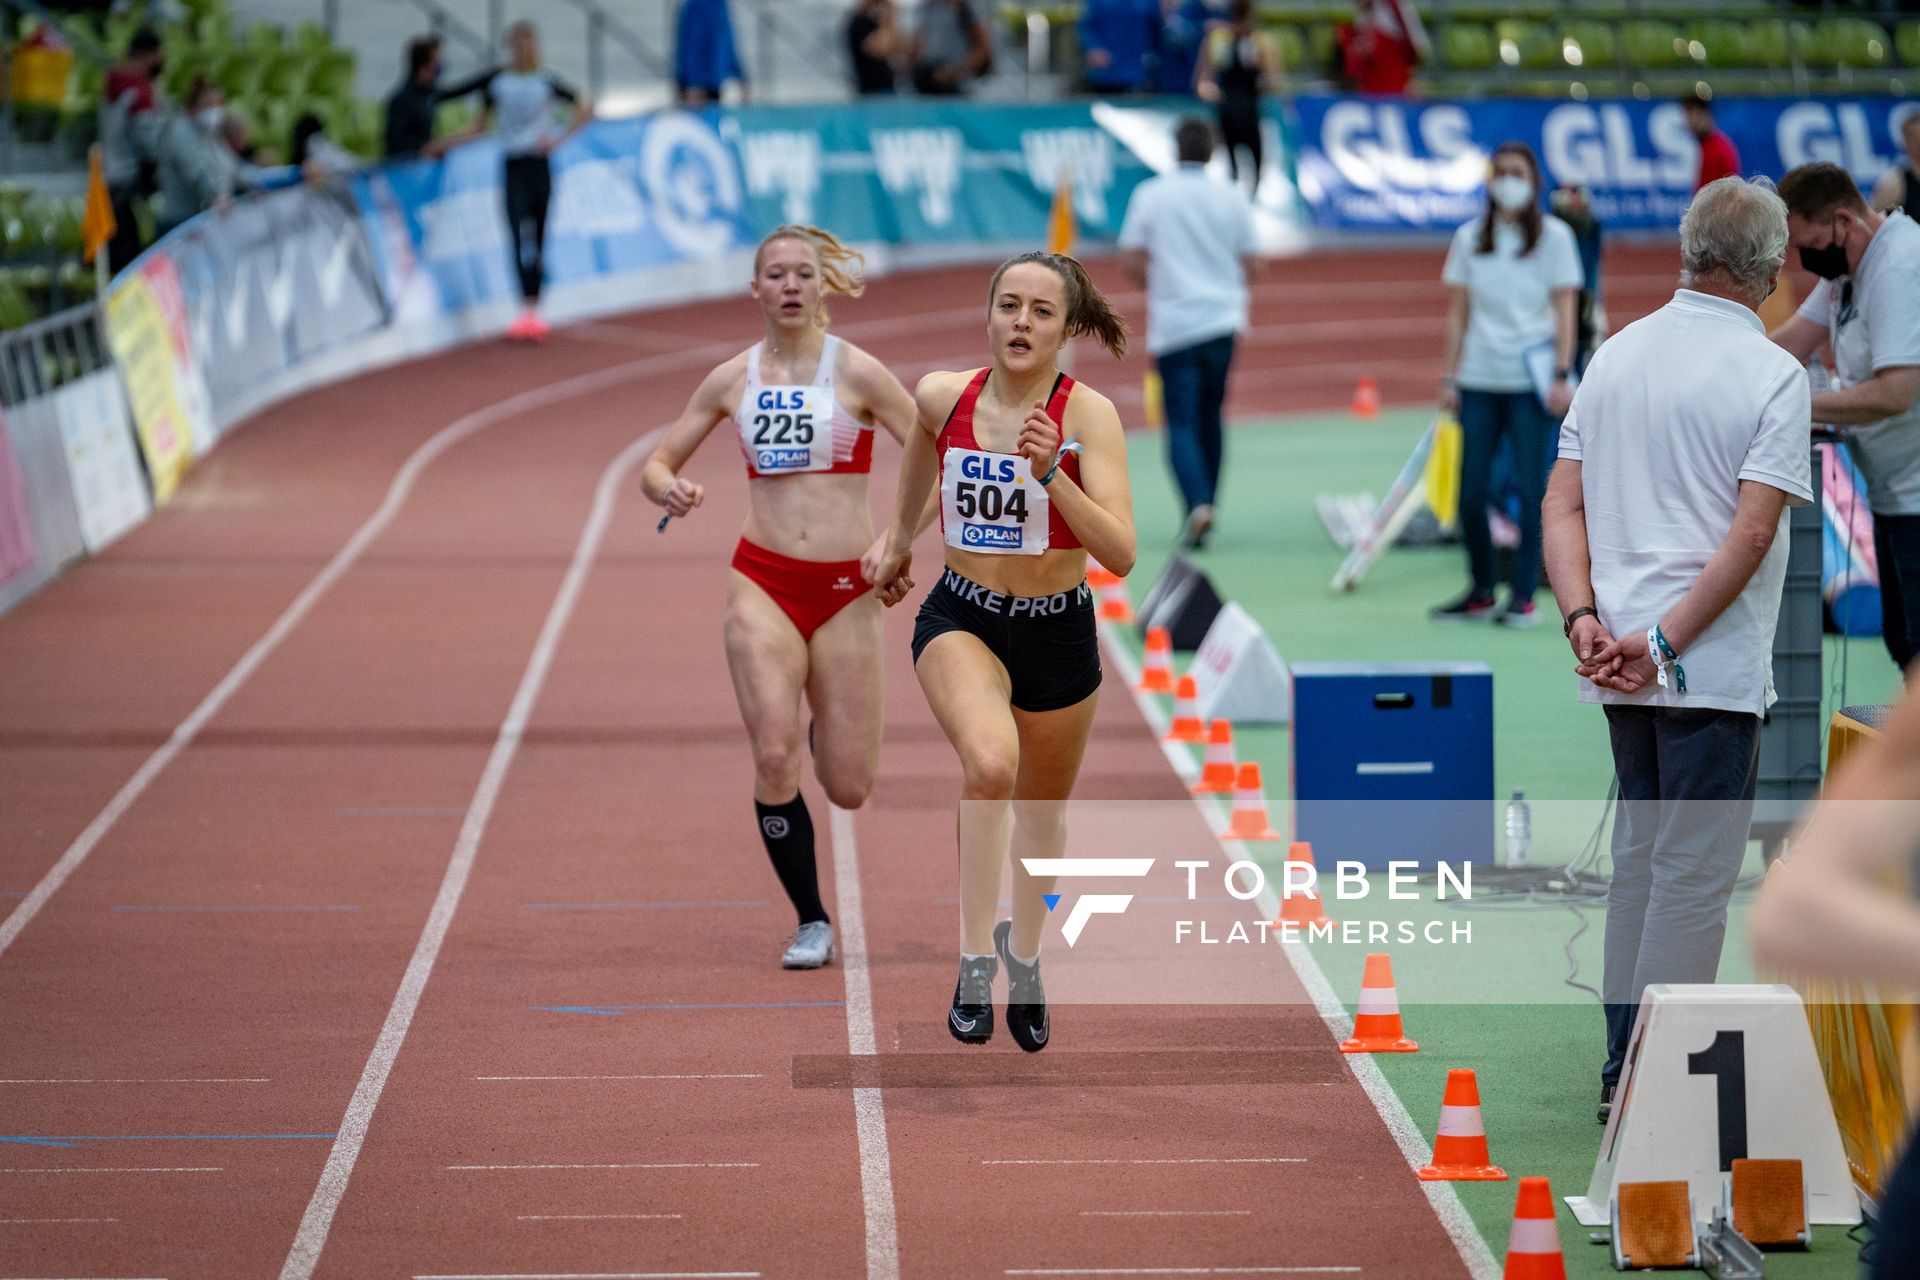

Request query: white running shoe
[{"left": 781, "top": 920, "right": 835, "bottom": 969}]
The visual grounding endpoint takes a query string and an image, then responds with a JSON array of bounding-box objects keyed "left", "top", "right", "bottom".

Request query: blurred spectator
[
  {"left": 1150, "top": 0, "right": 1213, "bottom": 97},
  {"left": 910, "top": 0, "right": 992, "bottom": 96},
  {"left": 292, "top": 113, "right": 360, "bottom": 183},
  {"left": 1339, "top": 0, "right": 1426, "bottom": 96},
  {"left": 468, "top": 22, "right": 591, "bottom": 339},
  {"left": 1544, "top": 176, "right": 1809, "bottom": 1126},
  {"left": 1551, "top": 184, "right": 1605, "bottom": 371},
  {"left": 1432, "top": 141, "right": 1580, "bottom": 628},
  {"left": 846, "top": 0, "right": 902, "bottom": 96},
  {"left": 1682, "top": 93, "right": 1741, "bottom": 190},
  {"left": 222, "top": 114, "right": 270, "bottom": 166},
  {"left": 156, "top": 77, "right": 244, "bottom": 235},
  {"left": 1080, "top": 0, "right": 1158, "bottom": 95},
  {"left": 675, "top": 0, "right": 746, "bottom": 107},
  {"left": 384, "top": 35, "right": 492, "bottom": 161},
  {"left": 1196, "top": 1, "right": 1280, "bottom": 190},
  {"left": 1119, "top": 117, "right": 1258, "bottom": 549},
  {"left": 101, "top": 26, "right": 163, "bottom": 272},
  {"left": 1770, "top": 162, "right": 1920, "bottom": 669},
  {"left": 1870, "top": 112, "right": 1920, "bottom": 217}
]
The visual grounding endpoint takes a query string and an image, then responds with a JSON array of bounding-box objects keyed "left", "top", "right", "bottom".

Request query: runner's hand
[
  {"left": 1018, "top": 403, "right": 1061, "bottom": 474},
  {"left": 659, "top": 476, "right": 704, "bottom": 518},
  {"left": 862, "top": 534, "right": 914, "bottom": 607}
]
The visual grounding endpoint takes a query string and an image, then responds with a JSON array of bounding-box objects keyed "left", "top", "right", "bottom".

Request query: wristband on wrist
[
  {"left": 1646, "top": 625, "right": 1686, "bottom": 693},
  {"left": 1562, "top": 605, "right": 1597, "bottom": 637}
]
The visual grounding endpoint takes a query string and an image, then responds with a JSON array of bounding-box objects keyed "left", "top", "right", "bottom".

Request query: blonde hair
[
  {"left": 754, "top": 224, "right": 865, "bottom": 328},
  {"left": 988, "top": 251, "right": 1129, "bottom": 360}
]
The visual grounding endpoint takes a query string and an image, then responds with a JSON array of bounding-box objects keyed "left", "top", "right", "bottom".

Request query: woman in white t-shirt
[{"left": 1433, "top": 140, "right": 1582, "bottom": 628}]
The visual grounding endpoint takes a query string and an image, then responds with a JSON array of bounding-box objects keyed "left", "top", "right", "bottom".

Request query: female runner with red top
[
  {"left": 863, "top": 251, "right": 1135, "bottom": 1050},
  {"left": 641, "top": 225, "right": 917, "bottom": 970}
]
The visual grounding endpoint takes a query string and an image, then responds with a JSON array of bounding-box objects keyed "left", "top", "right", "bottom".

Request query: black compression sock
[{"left": 755, "top": 793, "right": 828, "bottom": 925}]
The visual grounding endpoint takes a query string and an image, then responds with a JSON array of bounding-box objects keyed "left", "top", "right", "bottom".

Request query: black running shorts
[{"left": 911, "top": 567, "right": 1102, "bottom": 713}]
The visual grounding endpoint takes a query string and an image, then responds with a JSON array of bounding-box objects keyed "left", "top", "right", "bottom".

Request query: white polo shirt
[
  {"left": 1795, "top": 211, "right": 1920, "bottom": 514},
  {"left": 1559, "top": 290, "right": 1814, "bottom": 715},
  {"left": 1117, "top": 164, "right": 1256, "bottom": 357},
  {"left": 1443, "top": 215, "right": 1583, "bottom": 392}
]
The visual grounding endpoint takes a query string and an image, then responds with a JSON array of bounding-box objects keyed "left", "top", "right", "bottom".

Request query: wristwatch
[
  {"left": 1563, "top": 605, "right": 1597, "bottom": 637},
  {"left": 1555, "top": 365, "right": 1574, "bottom": 382}
]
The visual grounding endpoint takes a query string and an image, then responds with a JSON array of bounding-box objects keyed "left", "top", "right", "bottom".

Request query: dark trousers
[
  {"left": 1157, "top": 334, "right": 1235, "bottom": 514},
  {"left": 504, "top": 154, "right": 552, "bottom": 302},
  {"left": 1874, "top": 1124, "right": 1920, "bottom": 1279},
  {"left": 1218, "top": 104, "right": 1262, "bottom": 187},
  {"left": 107, "top": 186, "right": 146, "bottom": 275},
  {"left": 1600, "top": 705, "right": 1761, "bottom": 1087},
  {"left": 1458, "top": 388, "right": 1557, "bottom": 602},
  {"left": 1872, "top": 511, "right": 1920, "bottom": 671}
]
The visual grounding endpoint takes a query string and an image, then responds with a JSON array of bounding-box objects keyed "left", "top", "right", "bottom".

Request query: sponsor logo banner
[
  {"left": 102, "top": 251, "right": 208, "bottom": 502},
  {"left": 0, "top": 404, "right": 38, "bottom": 589},
  {"left": 1291, "top": 94, "right": 1919, "bottom": 231}
]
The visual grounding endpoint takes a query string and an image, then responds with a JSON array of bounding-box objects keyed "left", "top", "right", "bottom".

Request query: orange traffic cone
[
  {"left": 1276, "top": 840, "right": 1328, "bottom": 926},
  {"left": 1191, "top": 720, "right": 1237, "bottom": 794},
  {"left": 1096, "top": 575, "right": 1133, "bottom": 623},
  {"left": 1351, "top": 376, "right": 1381, "bottom": 419},
  {"left": 1418, "top": 1069, "right": 1507, "bottom": 1181},
  {"left": 1222, "top": 763, "right": 1281, "bottom": 841},
  {"left": 1339, "top": 952, "right": 1416, "bottom": 1053},
  {"left": 1502, "top": 1176, "right": 1567, "bottom": 1280},
  {"left": 1165, "top": 675, "right": 1204, "bottom": 742},
  {"left": 1136, "top": 626, "right": 1174, "bottom": 694}
]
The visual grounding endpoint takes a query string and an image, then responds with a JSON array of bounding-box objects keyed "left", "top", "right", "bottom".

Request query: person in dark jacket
[{"left": 383, "top": 35, "right": 491, "bottom": 160}]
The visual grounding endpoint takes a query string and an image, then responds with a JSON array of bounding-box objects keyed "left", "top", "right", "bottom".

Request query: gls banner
[
  {"left": 163, "top": 184, "right": 387, "bottom": 423},
  {"left": 352, "top": 111, "right": 754, "bottom": 316},
  {"left": 1292, "top": 95, "right": 1919, "bottom": 232}
]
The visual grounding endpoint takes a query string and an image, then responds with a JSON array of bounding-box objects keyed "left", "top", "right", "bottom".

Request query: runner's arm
[
  {"left": 640, "top": 358, "right": 739, "bottom": 514},
  {"left": 1040, "top": 389, "right": 1136, "bottom": 576},
  {"left": 845, "top": 344, "right": 919, "bottom": 447}
]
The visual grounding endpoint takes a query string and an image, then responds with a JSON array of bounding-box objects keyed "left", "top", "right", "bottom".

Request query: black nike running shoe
[
  {"left": 948, "top": 953, "right": 998, "bottom": 1044},
  {"left": 993, "top": 920, "right": 1050, "bottom": 1053}
]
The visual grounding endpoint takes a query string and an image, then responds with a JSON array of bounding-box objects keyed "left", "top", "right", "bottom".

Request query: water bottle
[{"left": 1505, "top": 788, "right": 1531, "bottom": 868}]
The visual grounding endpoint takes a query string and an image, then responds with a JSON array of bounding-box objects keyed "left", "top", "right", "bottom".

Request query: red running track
[{"left": 0, "top": 245, "right": 1686, "bottom": 1278}]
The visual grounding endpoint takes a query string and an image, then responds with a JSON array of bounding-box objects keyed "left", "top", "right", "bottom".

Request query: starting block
[
  {"left": 1727, "top": 1159, "right": 1810, "bottom": 1249},
  {"left": 1601, "top": 1160, "right": 1808, "bottom": 1276},
  {"left": 1610, "top": 1180, "right": 1695, "bottom": 1269}
]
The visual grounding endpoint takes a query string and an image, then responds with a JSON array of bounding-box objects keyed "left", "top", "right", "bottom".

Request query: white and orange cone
[
  {"left": 1222, "top": 763, "right": 1281, "bottom": 841},
  {"left": 1338, "top": 952, "right": 1416, "bottom": 1053},
  {"left": 1351, "top": 375, "right": 1382, "bottom": 419},
  {"left": 1191, "top": 720, "right": 1237, "bottom": 794},
  {"left": 1276, "top": 840, "right": 1328, "bottom": 927},
  {"left": 1502, "top": 1176, "right": 1566, "bottom": 1280},
  {"left": 1165, "top": 675, "right": 1204, "bottom": 743},
  {"left": 1136, "top": 626, "right": 1174, "bottom": 694},
  {"left": 1096, "top": 574, "right": 1133, "bottom": 623},
  {"left": 1417, "top": 1068, "right": 1507, "bottom": 1181}
]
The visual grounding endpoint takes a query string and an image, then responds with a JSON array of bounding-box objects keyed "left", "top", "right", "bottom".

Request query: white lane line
[
  {"left": 514, "top": 1220, "right": 687, "bottom": 1228},
  {"left": 982, "top": 1158, "right": 1303, "bottom": 1167},
  {"left": 276, "top": 428, "right": 668, "bottom": 1280},
  {"left": 0, "top": 1167, "right": 222, "bottom": 1174},
  {"left": 828, "top": 803, "right": 900, "bottom": 1280},
  {"left": 0, "top": 346, "right": 731, "bottom": 965},
  {"left": 0, "top": 1079, "right": 266, "bottom": 1085},
  {"left": 1100, "top": 633, "right": 1498, "bottom": 1280},
  {"left": 414, "top": 1273, "right": 758, "bottom": 1279},
  {"left": 474, "top": 1075, "right": 763, "bottom": 1082},
  {"left": 447, "top": 1164, "right": 759, "bottom": 1172},
  {"left": 1079, "top": 1211, "right": 1253, "bottom": 1218}
]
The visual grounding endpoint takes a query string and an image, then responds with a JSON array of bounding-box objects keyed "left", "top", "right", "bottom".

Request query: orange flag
[
  {"left": 1046, "top": 173, "right": 1074, "bottom": 256},
  {"left": 82, "top": 146, "right": 116, "bottom": 266}
]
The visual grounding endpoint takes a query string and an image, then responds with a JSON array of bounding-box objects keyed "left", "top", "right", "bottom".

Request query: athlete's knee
[
  {"left": 960, "top": 748, "right": 1017, "bottom": 800},
  {"left": 820, "top": 764, "right": 874, "bottom": 811},
  {"left": 753, "top": 739, "right": 804, "bottom": 792}
]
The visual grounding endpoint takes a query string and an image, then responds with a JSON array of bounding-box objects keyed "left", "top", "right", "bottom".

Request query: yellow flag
[
  {"left": 1046, "top": 174, "right": 1074, "bottom": 255},
  {"left": 82, "top": 146, "right": 116, "bottom": 266},
  {"left": 1423, "top": 414, "right": 1463, "bottom": 529}
]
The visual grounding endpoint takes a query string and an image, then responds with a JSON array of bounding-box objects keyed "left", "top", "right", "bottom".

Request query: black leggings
[
  {"left": 1219, "top": 103, "right": 1262, "bottom": 188},
  {"left": 504, "top": 154, "right": 552, "bottom": 302}
]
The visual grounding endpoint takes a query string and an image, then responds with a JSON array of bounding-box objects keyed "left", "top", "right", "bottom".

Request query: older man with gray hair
[{"left": 1542, "top": 176, "right": 1813, "bottom": 1124}]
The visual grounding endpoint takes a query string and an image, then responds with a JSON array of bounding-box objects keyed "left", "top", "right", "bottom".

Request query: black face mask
[{"left": 1799, "top": 220, "right": 1850, "bottom": 280}]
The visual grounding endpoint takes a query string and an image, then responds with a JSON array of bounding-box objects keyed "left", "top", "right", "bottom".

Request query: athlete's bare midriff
[{"left": 741, "top": 471, "right": 875, "bottom": 562}]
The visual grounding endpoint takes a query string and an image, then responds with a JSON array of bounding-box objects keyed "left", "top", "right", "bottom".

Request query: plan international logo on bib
[
  {"left": 758, "top": 448, "right": 812, "bottom": 470},
  {"left": 961, "top": 523, "right": 1023, "bottom": 550}
]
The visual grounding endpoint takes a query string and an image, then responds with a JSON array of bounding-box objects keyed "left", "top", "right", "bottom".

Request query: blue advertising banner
[{"left": 1289, "top": 95, "right": 1919, "bottom": 232}]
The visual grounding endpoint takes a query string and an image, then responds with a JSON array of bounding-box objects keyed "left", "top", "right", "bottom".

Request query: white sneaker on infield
[{"left": 781, "top": 920, "right": 835, "bottom": 969}]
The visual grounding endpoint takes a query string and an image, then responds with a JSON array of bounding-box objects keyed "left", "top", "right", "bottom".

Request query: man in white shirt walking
[
  {"left": 1542, "top": 176, "right": 1813, "bottom": 1124},
  {"left": 1769, "top": 161, "right": 1920, "bottom": 671},
  {"left": 1118, "top": 117, "right": 1259, "bottom": 549}
]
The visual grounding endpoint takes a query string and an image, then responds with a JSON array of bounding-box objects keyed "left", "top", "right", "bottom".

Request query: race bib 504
[{"left": 942, "top": 447, "right": 1047, "bottom": 555}]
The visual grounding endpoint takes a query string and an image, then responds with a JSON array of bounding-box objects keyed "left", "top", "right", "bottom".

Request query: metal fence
[{"left": 0, "top": 301, "right": 112, "bottom": 410}]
